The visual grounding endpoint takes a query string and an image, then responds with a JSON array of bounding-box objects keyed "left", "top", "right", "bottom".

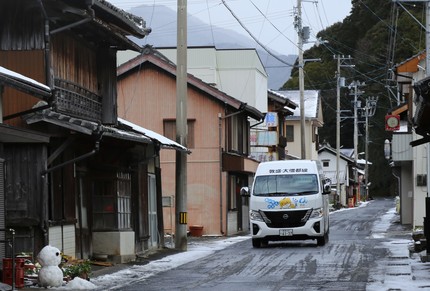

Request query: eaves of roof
[
  {"left": 0, "top": 123, "right": 50, "bottom": 143},
  {"left": 268, "top": 89, "right": 298, "bottom": 110},
  {"left": 24, "top": 107, "right": 99, "bottom": 135},
  {"left": 395, "top": 51, "right": 426, "bottom": 73},
  {"left": 94, "top": 0, "right": 150, "bottom": 38},
  {"left": 43, "top": 0, "right": 150, "bottom": 51},
  {"left": 0, "top": 66, "right": 51, "bottom": 100},
  {"left": 390, "top": 103, "right": 408, "bottom": 116},
  {"left": 117, "top": 118, "right": 190, "bottom": 153},
  {"left": 274, "top": 90, "right": 320, "bottom": 119},
  {"left": 23, "top": 107, "right": 188, "bottom": 152}
]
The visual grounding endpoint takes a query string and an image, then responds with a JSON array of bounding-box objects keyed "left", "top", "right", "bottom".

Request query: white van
[{"left": 241, "top": 160, "right": 331, "bottom": 247}]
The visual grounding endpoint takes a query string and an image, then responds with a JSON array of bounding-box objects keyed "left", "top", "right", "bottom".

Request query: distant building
[
  {"left": 273, "top": 90, "right": 324, "bottom": 160},
  {"left": 250, "top": 90, "right": 297, "bottom": 161}
]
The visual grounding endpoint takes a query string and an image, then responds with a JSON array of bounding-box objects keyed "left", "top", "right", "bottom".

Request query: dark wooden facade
[{"left": 0, "top": 0, "right": 169, "bottom": 262}]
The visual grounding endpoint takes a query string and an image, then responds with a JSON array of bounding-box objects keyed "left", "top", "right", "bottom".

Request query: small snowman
[{"left": 37, "top": 245, "right": 64, "bottom": 288}]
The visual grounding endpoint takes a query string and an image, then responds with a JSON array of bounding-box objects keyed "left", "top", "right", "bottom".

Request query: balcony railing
[{"left": 54, "top": 78, "right": 102, "bottom": 122}]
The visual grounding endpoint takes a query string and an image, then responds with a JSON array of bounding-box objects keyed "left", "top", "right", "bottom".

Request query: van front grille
[{"left": 261, "top": 209, "right": 312, "bottom": 228}]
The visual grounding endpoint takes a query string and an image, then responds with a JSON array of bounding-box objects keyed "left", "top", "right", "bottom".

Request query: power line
[{"left": 221, "top": 0, "right": 294, "bottom": 67}]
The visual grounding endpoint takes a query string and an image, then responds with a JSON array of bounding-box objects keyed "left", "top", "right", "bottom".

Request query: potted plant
[{"left": 62, "top": 259, "right": 92, "bottom": 280}]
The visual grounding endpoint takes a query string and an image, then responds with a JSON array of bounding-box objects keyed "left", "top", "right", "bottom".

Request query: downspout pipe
[
  {"left": 218, "top": 113, "right": 224, "bottom": 235},
  {"left": 38, "top": 0, "right": 53, "bottom": 90},
  {"left": 250, "top": 118, "right": 265, "bottom": 129},
  {"left": 36, "top": 1, "right": 52, "bottom": 248}
]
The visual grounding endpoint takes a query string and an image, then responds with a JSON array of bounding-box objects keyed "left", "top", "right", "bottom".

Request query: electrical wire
[{"left": 221, "top": 0, "right": 294, "bottom": 67}]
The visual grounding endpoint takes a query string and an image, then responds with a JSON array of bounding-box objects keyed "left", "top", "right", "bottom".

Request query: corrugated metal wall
[{"left": 392, "top": 133, "right": 413, "bottom": 161}]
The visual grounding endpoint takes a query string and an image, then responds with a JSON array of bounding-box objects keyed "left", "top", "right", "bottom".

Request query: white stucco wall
[
  {"left": 157, "top": 47, "right": 268, "bottom": 113},
  {"left": 93, "top": 231, "right": 135, "bottom": 263}
]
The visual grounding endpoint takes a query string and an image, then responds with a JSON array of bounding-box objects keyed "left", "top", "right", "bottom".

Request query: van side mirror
[
  {"left": 323, "top": 179, "right": 331, "bottom": 194},
  {"left": 240, "top": 186, "right": 250, "bottom": 197}
]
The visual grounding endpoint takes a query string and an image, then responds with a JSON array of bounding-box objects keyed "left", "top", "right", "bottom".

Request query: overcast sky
[{"left": 107, "top": 0, "right": 352, "bottom": 55}]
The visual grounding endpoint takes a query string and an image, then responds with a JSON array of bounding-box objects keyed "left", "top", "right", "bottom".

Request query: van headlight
[
  {"left": 250, "top": 210, "right": 264, "bottom": 222},
  {"left": 309, "top": 208, "right": 323, "bottom": 219}
]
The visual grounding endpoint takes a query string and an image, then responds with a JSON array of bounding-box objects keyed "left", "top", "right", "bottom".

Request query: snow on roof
[
  {"left": 357, "top": 158, "right": 372, "bottom": 165},
  {"left": 118, "top": 118, "right": 189, "bottom": 152},
  {"left": 319, "top": 144, "right": 354, "bottom": 163},
  {"left": 340, "top": 148, "right": 354, "bottom": 158},
  {"left": 0, "top": 66, "right": 51, "bottom": 92},
  {"left": 272, "top": 90, "right": 319, "bottom": 118}
]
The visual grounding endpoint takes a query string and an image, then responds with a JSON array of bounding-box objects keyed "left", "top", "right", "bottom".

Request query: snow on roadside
[
  {"left": 90, "top": 236, "right": 249, "bottom": 290},
  {"left": 366, "top": 205, "right": 430, "bottom": 290}
]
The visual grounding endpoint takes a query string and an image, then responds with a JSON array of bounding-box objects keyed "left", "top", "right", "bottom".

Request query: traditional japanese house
[{"left": 0, "top": 0, "right": 184, "bottom": 263}]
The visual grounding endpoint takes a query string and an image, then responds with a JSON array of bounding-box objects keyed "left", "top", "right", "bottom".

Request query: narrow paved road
[{"left": 114, "top": 198, "right": 416, "bottom": 290}]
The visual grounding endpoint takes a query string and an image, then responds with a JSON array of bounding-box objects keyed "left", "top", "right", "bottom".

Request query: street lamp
[{"left": 384, "top": 139, "right": 391, "bottom": 160}]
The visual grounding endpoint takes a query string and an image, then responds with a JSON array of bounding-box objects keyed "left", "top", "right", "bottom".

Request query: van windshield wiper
[
  {"left": 256, "top": 192, "right": 287, "bottom": 196},
  {"left": 295, "top": 190, "right": 318, "bottom": 195},
  {"left": 256, "top": 191, "right": 317, "bottom": 196}
]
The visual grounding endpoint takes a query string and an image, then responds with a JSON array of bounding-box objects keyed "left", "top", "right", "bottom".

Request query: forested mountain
[{"left": 284, "top": 0, "right": 425, "bottom": 196}]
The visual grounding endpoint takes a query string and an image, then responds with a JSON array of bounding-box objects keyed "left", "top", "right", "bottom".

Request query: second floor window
[
  {"left": 286, "top": 125, "right": 294, "bottom": 142},
  {"left": 163, "top": 119, "right": 195, "bottom": 148},
  {"left": 226, "top": 114, "right": 249, "bottom": 155}
]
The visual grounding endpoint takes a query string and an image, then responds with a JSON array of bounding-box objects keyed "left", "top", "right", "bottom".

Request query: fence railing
[{"left": 54, "top": 78, "right": 102, "bottom": 122}]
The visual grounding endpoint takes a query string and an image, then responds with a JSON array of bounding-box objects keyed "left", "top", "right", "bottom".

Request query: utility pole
[
  {"left": 364, "top": 97, "right": 378, "bottom": 201},
  {"left": 353, "top": 82, "right": 359, "bottom": 206},
  {"left": 175, "top": 0, "right": 188, "bottom": 251},
  {"left": 334, "top": 55, "right": 353, "bottom": 207},
  {"left": 295, "top": 0, "right": 312, "bottom": 159},
  {"left": 349, "top": 81, "right": 365, "bottom": 205},
  {"left": 296, "top": 0, "right": 306, "bottom": 159}
]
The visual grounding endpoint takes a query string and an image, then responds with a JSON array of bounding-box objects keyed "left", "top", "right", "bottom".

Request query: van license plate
[{"left": 279, "top": 229, "right": 293, "bottom": 236}]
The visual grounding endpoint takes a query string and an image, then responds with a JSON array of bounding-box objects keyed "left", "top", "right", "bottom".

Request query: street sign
[{"left": 385, "top": 115, "right": 400, "bottom": 131}]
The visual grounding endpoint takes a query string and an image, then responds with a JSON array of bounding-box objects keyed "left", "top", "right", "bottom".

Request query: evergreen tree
[{"left": 282, "top": 0, "right": 424, "bottom": 196}]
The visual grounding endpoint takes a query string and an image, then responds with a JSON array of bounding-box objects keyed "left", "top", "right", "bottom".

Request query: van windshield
[{"left": 253, "top": 174, "right": 319, "bottom": 196}]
